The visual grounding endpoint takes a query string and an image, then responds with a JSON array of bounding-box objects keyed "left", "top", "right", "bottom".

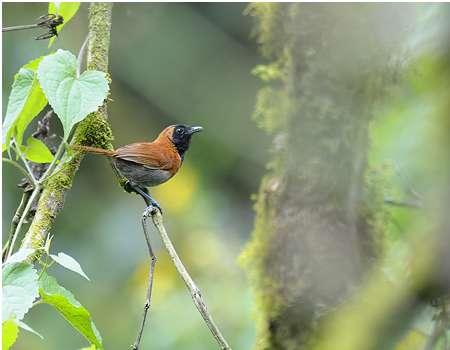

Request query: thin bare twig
[
  {"left": 147, "top": 207, "right": 232, "bottom": 350},
  {"left": 6, "top": 118, "right": 64, "bottom": 259},
  {"left": 131, "top": 212, "right": 157, "bottom": 350},
  {"left": 2, "top": 24, "right": 39, "bottom": 32},
  {"left": 6, "top": 186, "right": 41, "bottom": 259},
  {"left": 3, "top": 110, "right": 55, "bottom": 260},
  {"left": 384, "top": 197, "right": 423, "bottom": 209},
  {"left": 2, "top": 192, "right": 32, "bottom": 262}
]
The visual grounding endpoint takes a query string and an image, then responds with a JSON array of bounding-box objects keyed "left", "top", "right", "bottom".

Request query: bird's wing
[{"left": 115, "top": 142, "right": 176, "bottom": 170}]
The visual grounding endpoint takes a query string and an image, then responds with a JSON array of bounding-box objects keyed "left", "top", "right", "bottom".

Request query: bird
[{"left": 74, "top": 124, "right": 203, "bottom": 212}]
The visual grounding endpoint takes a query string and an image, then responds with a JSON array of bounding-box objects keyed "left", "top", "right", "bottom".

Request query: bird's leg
[
  {"left": 123, "top": 181, "right": 135, "bottom": 194},
  {"left": 131, "top": 210, "right": 157, "bottom": 350},
  {"left": 126, "top": 182, "right": 163, "bottom": 213}
]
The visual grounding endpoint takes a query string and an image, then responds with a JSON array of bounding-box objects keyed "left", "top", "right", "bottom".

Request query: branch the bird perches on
[{"left": 133, "top": 206, "right": 231, "bottom": 350}]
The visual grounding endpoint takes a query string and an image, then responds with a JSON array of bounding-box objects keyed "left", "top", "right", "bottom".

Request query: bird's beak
[{"left": 188, "top": 126, "right": 203, "bottom": 134}]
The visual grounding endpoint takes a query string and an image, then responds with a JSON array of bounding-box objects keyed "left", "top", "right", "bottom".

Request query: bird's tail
[{"left": 72, "top": 145, "right": 116, "bottom": 157}]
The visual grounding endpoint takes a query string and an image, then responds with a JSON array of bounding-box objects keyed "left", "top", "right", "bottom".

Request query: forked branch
[{"left": 144, "top": 207, "right": 232, "bottom": 350}]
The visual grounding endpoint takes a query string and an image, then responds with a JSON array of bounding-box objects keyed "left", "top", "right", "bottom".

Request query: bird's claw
[
  {"left": 149, "top": 198, "right": 163, "bottom": 214},
  {"left": 143, "top": 202, "right": 162, "bottom": 218}
]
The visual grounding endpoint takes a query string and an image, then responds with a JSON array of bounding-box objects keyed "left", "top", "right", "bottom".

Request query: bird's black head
[{"left": 170, "top": 124, "right": 203, "bottom": 158}]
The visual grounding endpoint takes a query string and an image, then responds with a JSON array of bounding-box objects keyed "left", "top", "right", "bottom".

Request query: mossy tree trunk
[
  {"left": 241, "top": 4, "right": 411, "bottom": 349},
  {"left": 21, "top": 3, "right": 114, "bottom": 250}
]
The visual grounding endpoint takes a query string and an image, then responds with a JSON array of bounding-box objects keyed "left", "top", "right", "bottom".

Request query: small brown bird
[{"left": 76, "top": 124, "right": 203, "bottom": 211}]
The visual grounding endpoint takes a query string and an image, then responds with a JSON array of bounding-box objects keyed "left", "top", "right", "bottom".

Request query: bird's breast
[{"left": 113, "top": 158, "right": 173, "bottom": 187}]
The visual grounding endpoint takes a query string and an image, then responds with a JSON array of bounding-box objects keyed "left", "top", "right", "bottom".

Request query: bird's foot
[{"left": 143, "top": 201, "right": 162, "bottom": 217}]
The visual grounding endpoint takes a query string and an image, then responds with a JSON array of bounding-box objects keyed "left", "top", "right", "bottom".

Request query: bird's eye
[{"left": 176, "top": 128, "right": 184, "bottom": 134}]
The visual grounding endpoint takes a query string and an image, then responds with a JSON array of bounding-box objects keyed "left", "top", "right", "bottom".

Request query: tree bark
[
  {"left": 21, "top": 3, "right": 114, "bottom": 250},
  {"left": 241, "top": 4, "right": 413, "bottom": 349}
]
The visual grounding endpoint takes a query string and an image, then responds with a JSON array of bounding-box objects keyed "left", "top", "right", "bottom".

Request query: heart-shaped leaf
[
  {"left": 2, "top": 57, "right": 47, "bottom": 151},
  {"left": 23, "top": 137, "right": 54, "bottom": 163},
  {"left": 2, "top": 263, "right": 39, "bottom": 321},
  {"left": 37, "top": 49, "right": 109, "bottom": 137}
]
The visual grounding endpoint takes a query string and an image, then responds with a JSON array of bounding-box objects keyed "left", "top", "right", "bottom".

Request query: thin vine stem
[
  {"left": 6, "top": 186, "right": 41, "bottom": 259},
  {"left": 5, "top": 138, "right": 66, "bottom": 259},
  {"left": 2, "top": 191, "right": 31, "bottom": 261}
]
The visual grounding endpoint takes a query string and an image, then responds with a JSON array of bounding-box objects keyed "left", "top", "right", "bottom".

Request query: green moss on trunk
[{"left": 21, "top": 3, "right": 114, "bottom": 250}]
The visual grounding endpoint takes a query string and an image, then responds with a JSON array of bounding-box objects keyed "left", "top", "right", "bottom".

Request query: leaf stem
[
  {"left": 77, "top": 34, "right": 90, "bottom": 77},
  {"left": 38, "top": 138, "right": 66, "bottom": 184},
  {"left": 14, "top": 141, "right": 38, "bottom": 185},
  {"left": 37, "top": 254, "right": 52, "bottom": 280}
]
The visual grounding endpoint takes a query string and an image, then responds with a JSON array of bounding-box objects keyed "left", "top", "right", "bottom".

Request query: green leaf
[
  {"left": 37, "top": 50, "right": 109, "bottom": 137},
  {"left": 39, "top": 273, "right": 103, "bottom": 349},
  {"left": 48, "top": 2, "right": 81, "bottom": 47},
  {"left": 23, "top": 137, "right": 54, "bottom": 163},
  {"left": 50, "top": 252, "right": 90, "bottom": 281},
  {"left": 2, "top": 263, "right": 39, "bottom": 321},
  {"left": 2, "top": 57, "right": 47, "bottom": 151},
  {"left": 17, "top": 320, "right": 44, "bottom": 339},
  {"left": 4, "top": 248, "right": 35, "bottom": 265},
  {"left": 2, "top": 320, "right": 19, "bottom": 350}
]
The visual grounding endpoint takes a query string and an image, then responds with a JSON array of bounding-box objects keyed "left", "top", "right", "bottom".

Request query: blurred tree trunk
[{"left": 241, "top": 4, "right": 413, "bottom": 349}]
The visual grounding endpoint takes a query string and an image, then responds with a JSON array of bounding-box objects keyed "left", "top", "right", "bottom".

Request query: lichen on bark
[{"left": 21, "top": 3, "right": 114, "bottom": 250}]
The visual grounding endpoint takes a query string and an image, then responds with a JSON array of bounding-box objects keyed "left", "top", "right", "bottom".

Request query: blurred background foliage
[
  {"left": 2, "top": 3, "right": 450, "bottom": 350},
  {"left": 237, "top": 4, "right": 449, "bottom": 350},
  {"left": 3, "top": 3, "right": 265, "bottom": 349}
]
